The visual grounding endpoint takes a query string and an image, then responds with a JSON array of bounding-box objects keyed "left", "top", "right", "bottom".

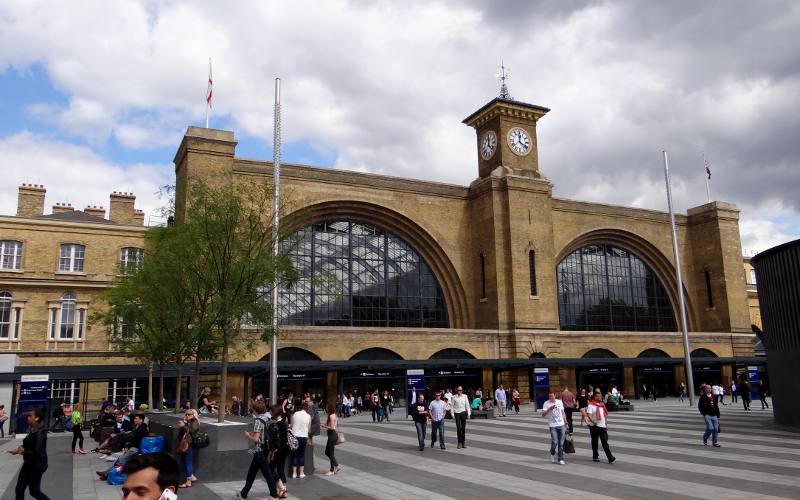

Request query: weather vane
[{"left": 496, "top": 61, "right": 512, "bottom": 100}]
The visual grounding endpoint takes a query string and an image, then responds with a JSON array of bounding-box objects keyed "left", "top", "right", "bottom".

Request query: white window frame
[
  {"left": 750, "top": 269, "right": 757, "bottom": 285},
  {"left": 0, "top": 291, "right": 22, "bottom": 342},
  {"left": 0, "top": 240, "right": 22, "bottom": 270},
  {"left": 119, "top": 247, "right": 144, "bottom": 274},
  {"left": 47, "top": 292, "right": 87, "bottom": 342},
  {"left": 59, "top": 244, "right": 85, "bottom": 272},
  {"left": 107, "top": 378, "right": 138, "bottom": 403},
  {"left": 49, "top": 379, "right": 80, "bottom": 404}
]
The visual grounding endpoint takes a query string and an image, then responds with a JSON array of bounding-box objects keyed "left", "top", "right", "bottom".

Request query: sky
[{"left": 0, "top": 0, "right": 797, "bottom": 253}]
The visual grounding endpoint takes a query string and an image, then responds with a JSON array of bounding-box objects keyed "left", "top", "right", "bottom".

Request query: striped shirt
[{"left": 429, "top": 399, "right": 447, "bottom": 421}]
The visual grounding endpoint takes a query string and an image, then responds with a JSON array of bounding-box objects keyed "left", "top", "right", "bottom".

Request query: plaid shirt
[
  {"left": 251, "top": 413, "right": 269, "bottom": 453},
  {"left": 429, "top": 399, "right": 447, "bottom": 421}
]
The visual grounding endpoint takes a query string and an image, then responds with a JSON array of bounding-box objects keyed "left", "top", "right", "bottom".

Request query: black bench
[
  {"left": 608, "top": 404, "right": 634, "bottom": 412},
  {"left": 471, "top": 410, "right": 495, "bottom": 419}
]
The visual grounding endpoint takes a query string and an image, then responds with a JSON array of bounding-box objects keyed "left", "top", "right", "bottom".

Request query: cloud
[
  {"left": 0, "top": 0, "right": 797, "bottom": 249},
  {"left": 0, "top": 132, "right": 171, "bottom": 223}
]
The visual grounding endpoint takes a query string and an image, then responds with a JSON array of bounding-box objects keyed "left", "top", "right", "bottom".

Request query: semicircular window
[
  {"left": 278, "top": 219, "right": 448, "bottom": 328},
  {"left": 557, "top": 244, "right": 676, "bottom": 332}
]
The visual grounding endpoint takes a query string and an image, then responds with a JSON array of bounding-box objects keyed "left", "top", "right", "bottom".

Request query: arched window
[
  {"left": 582, "top": 348, "right": 619, "bottom": 359},
  {"left": 557, "top": 244, "right": 677, "bottom": 332},
  {"left": 530, "top": 352, "right": 547, "bottom": 359},
  {"left": 429, "top": 348, "right": 476, "bottom": 360},
  {"left": 261, "top": 347, "right": 321, "bottom": 362},
  {"left": 638, "top": 348, "right": 670, "bottom": 358},
  {"left": 59, "top": 244, "right": 85, "bottom": 272},
  {"left": 49, "top": 292, "right": 85, "bottom": 341},
  {"left": 0, "top": 241, "right": 22, "bottom": 270},
  {"left": 349, "top": 348, "right": 404, "bottom": 361},
  {"left": 278, "top": 220, "right": 448, "bottom": 328},
  {"left": 690, "top": 348, "right": 717, "bottom": 358}
]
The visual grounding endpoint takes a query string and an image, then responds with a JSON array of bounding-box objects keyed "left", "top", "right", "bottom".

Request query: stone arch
[
  {"left": 530, "top": 352, "right": 547, "bottom": 359},
  {"left": 284, "top": 201, "right": 469, "bottom": 329},
  {"left": 350, "top": 347, "right": 404, "bottom": 361},
  {"left": 261, "top": 347, "right": 321, "bottom": 362},
  {"left": 429, "top": 348, "right": 476, "bottom": 360},
  {"left": 690, "top": 348, "right": 718, "bottom": 358},
  {"left": 582, "top": 348, "right": 619, "bottom": 359},
  {"left": 555, "top": 228, "right": 697, "bottom": 331},
  {"left": 638, "top": 348, "right": 670, "bottom": 358}
]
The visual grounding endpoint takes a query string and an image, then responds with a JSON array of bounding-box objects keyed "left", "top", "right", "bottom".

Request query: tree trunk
[
  {"left": 219, "top": 338, "right": 229, "bottom": 423},
  {"left": 147, "top": 361, "right": 154, "bottom": 411},
  {"left": 158, "top": 363, "right": 165, "bottom": 411},
  {"left": 174, "top": 361, "right": 183, "bottom": 414}
]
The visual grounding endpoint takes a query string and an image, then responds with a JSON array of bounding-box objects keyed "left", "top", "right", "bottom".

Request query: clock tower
[{"left": 463, "top": 79, "right": 549, "bottom": 179}]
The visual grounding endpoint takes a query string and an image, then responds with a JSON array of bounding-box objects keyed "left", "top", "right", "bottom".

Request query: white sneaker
[
  {"left": 551, "top": 455, "right": 556, "bottom": 463},
  {"left": 299, "top": 474, "right": 306, "bottom": 479},
  {"left": 292, "top": 473, "right": 298, "bottom": 479},
  {"left": 558, "top": 460, "right": 566, "bottom": 465}
]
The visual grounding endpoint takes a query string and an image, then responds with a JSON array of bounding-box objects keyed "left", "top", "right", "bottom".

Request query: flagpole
[
  {"left": 703, "top": 152, "right": 711, "bottom": 203},
  {"left": 269, "top": 77, "right": 282, "bottom": 406},
  {"left": 205, "top": 57, "right": 212, "bottom": 128},
  {"left": 663, "top": 150, "right": 695, "bottom": 406}
]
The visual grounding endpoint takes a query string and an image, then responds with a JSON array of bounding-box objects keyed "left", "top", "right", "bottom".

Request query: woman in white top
[{"left": 290, "top": 402, "right": 312, "bottom": 479}]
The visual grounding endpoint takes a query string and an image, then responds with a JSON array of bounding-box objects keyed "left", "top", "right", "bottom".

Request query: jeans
[
  {"left": 414, "top": 421, "right": 427, "bottom": 449},
  {"left": 549, "top": 426, "right": 565, "bottom": 461},
  {"left": 678, "top": 392, "right": 685, "bottom": 403},
  {"left": 325, "top": 430, "right": 338, "bottom": 472},
  {"left": 71, "top": 425, "right": 84, "bottom": 451},
  {"left": 292, "top": 437, "right": 307, "bottom": 467},
  {"left": 0, "top": 416, "right": 7, "bottom": 438},
  {"left": 703, "top": 415, "right": 719, "bottom": 445},
  {"left": 241, "top": 453, "right": 278, "bottom": 499},
  {"left": 589, "top": 425, "right": 614, "bottom": 461},
  {"left": 760, "top": 395, "right": 769, "bottom": 409},
  {"left": 454, "top": 412, "right": 467, "bottom": 445},
  {"left": 15, "top": 463, "right": 50, "bottom": 500},
  {"left": 383, "top": 405, "right": 391, "bottom": 421},
  {"left": 115, "top": 447, "right": 139, "bottom": 468},
  {"left": 179, "top": 446, "right": 193, "bottom": 479},
  {"left": 430, "top": 420, "right": 445, "bottom": 448}
]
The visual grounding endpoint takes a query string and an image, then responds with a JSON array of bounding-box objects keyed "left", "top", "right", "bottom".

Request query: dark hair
[
  {"left": 122, "top": 452, "right": 179, "bottom": 490},
  {"left": 252, "top": 400, "right": 267, "bottom": 414},
  {"left": 30, "top": 407, "right": 44, "bottom": 423},
  {"left": 326, "top": 403, "right": 336, "bottom": 415},
  {"left": 133, "top": 413, "right": 145, "bottom": 422},
  {"left": 270, "top": 404, "right": 284, "bottom": 419}
]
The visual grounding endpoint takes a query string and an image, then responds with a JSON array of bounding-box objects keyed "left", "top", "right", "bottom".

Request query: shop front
[{"left": 252, "top": 370, "right": 328, "bottom": 399}]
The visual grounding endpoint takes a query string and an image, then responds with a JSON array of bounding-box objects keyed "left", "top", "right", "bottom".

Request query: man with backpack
[{"left": 238, "top": 400, "right": 279, "bottom": 499}]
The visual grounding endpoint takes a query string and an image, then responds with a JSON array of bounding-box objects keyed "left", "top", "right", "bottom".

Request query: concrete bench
[
  {"left": 471, "top": 410, "right": 495, "bottom": 419},
  {"left": 609, "top": 404, "right": 634, "bottom": 412}
]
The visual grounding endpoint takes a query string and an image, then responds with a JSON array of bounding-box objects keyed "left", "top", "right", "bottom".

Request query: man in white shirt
[
  {"left": 541, "top": 392, "right": 566, "bottom": 465},
  {"left": 449, "top": 386, "right": 471, "bottom": 449},
  {"left": 583, "top": 390, "right": 615, "bottom": 464},
  {"left": 494, "top": 385, "right": 507, "bottom": 417}
]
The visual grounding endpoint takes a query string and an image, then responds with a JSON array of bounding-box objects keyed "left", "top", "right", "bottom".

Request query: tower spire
[{"left": 496, "top": 61, "right": 512, "bottom": 100}]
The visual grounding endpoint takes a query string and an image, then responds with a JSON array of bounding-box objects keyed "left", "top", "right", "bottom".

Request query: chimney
[
  {"left": 109, "top": 191, "right": 137, "bottom": 225},
  {"left": 16, "top": 184, "right": 46, "bottom": 217},
  {"left": 133, "top": 209, "right": 145, "bottom": 226},
  {"left": 84, "top": 205, "right": 106, "bottom": 219},
  {"left": 52, "top": 202, "right": 74, "bottom": 214}
]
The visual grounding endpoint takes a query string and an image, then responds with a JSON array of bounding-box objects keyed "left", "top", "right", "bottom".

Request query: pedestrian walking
[
  {"left": 410, "top": 393, "right": 429, "bottom": 451},
  {"left": 381, "top": 391, "right": 392, "bottom": 422},
  {"left": 267, "top": 405, "right": 289, "bottom": 497},
  {"left": 0, "top": 404, "right": 7, "bottom": 438},
  {"left": 542, "top": 392, "right": 567, "bottom": 465},
  {"left": 583, "top": 391, "right": 615, "bottom": 464},
  {"left": 505, "top": 388, "right": 513, "bottom": 414},
  {"left": 428, "top": 392, "right": 447, "bottom": 450},
  {"left": 67, "top": 403, "right": 86, "bottom": 454},
  {"left": 730, "top": 381, "right": 738, "bottom": 403},
  {"left": 740, "top": 380, "right": 752, "bottom": 410},
  {"left": 512, "top": 388, "right": 521, "bottom": 414},
  {"left": 291, "top": 401, "right": 311, "bottom": 479},
  {"left": 576, "top": 389, "right": 589, "bottom": 426},
  {"left": 321, "top": 403, "right": 341, "bottom": 476},
  {"left": 718, "top": 383, "right": 726, "bottom": 405},
  {"left": 699, "top": 384, "right": 721, "bottom": 447},
  {"left": 561, "top": 386, "right": 576, "bottom": 434},
  {"left": 177, "top": 409, "right": 200, "bottom": 488},
  {"left": 494, "top": 385, "right": 507, "bottom": 417},
  {"left": 758, "top": 380, "right": 769, "bottom": 409},
  {"left": 9, "top": 408, "right": 51, "bottom": 500},
  {"left": 450, "top": 386, "right": 471, "bottom": 449},
  {"left": 238, "top": 400, "right": 280, "bottom": 499},
  {"left": 678, "top": 382, "right": 687, "bottom": 403}
]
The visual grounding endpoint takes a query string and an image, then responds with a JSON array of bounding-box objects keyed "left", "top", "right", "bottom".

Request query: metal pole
[
  {"left": 663, "top": 150, "right": 695, "bottom": 406},
  {"left": 269, "top": 78, "right": 282, "bottom": 406},
  {"left": 703, "top": 152, "right": 711, "bottom": 203}
]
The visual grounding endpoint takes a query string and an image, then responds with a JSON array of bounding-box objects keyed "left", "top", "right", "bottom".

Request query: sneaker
[
  {"left": 419, "top": 447, "right": 424, "bottom": 451},
  {"left": 592, "top": 458, "right": 600, "bottom": 462},
  {"left": 293, "top": 473, "right": 298, "bottom": 479},
  {"left": 558, "top": 460, "right": 565, "bottom": 465},
  {"left": 299, "top": 474, "right": 306, "bottom": 479},
  {"left": 72, "top": 451, "right": 77, "bottom": 455},
  {"left": 551, "top": 454, "right": 556, "bottom": 463},
  {"left": 712, "top": 444, "right": 721, "bottom": 448},
  {"left": 431, "top": 441, "right": 435, "bottom": 448},
  {"left": 608, "top": 456, "right": 616, "bottom": 464},
  {"left": 703, "top": 441, "right": 708, "bottom": 446},
  {"left": 79, "top": 449, "right": 87, "bottom": 454}
]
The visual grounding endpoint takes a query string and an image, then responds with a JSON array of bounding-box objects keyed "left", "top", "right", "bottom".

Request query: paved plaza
[{"left": 1, "top": 399, "right": 798, "bottom": 499}]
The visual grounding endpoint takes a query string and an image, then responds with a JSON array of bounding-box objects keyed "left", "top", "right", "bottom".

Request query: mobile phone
[{"left": 159, "top": 489, "right": 178, "bottom": 500}]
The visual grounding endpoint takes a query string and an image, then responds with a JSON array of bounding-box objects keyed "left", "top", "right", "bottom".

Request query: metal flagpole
[
  {"left": 269, "top": 78, "right": 282, "bottom": 406},
  {"left": 703, "top": 152, "right": 711, "bottom": 203},
  {"left": 663, "top": 150, "right": 695, "bottom": 406}
]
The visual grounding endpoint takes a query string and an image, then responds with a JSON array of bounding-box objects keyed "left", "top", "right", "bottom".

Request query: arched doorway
[
  {"left": 349, "top": 348, "right": 404, "bottom": 361},
  {"left": 691, "top": 348, "right": 720, "bottom": 394},
  {"left": 343, "top": 348, "right": 405, "bottom": 406},
  {"left": 254, "top": 347, "right": 326, "bottom": 399},
  {"left": 635, "top": 348, "right": 672, "bottom": 399},
  {"left": 427, "top": 349, "right": 480, "bottom": 395},
  {"left": 577, "top": 349, "right": 621, "bottom": 396}
]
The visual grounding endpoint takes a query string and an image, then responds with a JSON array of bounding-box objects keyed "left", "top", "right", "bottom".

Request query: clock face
[
  {"left": 480, "top": 131, "right": 497, "bottom": 160},
  {"left": 507, "top": 127, "right": 532, "bottom": 156}
]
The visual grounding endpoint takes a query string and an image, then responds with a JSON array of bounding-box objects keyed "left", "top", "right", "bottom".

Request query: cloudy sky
[{"left": 1, "top": 0, "right": 797, "bottom": 252}]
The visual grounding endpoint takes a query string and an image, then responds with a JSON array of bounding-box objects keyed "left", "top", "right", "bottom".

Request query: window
[
  {"left": 557, "top": 244, "right": 677, "bottom": 332},
  {"left": 276, "top": 219, "right": 448, "bottom": 328},
  {"left": 59, "top": 244, "right": 85, "bottom": 272},
  {"left": 0, "top": 240, "right": 22, "bottom": 270},
  {"left": 749, "top": 269, "right": 757, "bottom": 285},
  {"left": 48, "top": 292, "right": 85, "bottom": 340},
  {"left": 119, "top": 247, "right": 144, "bottom": 274},
  {"left": 107, "top": 378, "right": 139, "bottom": 404},
  {"left": 529, "top": 250, "right": 537, "bottom": 296},
  {"left": 0, "top": 292, "right": 10, "bottom": 338},
  {"left": 480, "top": 253, "right": 487, "bottom": 299},
  {"left": 704, "top": 269, "right": 714, "bottom": 308},
  {"left": 49, "top": 379, "right": 80, "bottom": 404}
]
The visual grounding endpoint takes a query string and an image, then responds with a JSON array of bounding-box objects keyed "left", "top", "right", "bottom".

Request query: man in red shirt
[{"left": 560, "top": 386, "right": 576, "bottom": 434}]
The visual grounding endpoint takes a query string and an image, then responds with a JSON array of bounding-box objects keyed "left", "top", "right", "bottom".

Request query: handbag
[
  {"left": 564, "top": 433, "right": 575, "bottom": 454},
  {"left": 336, "top": 431, "right": 346, "bottom": 445},
  {"left": 192, "top": 431, "right": 211, "bottom": 449},
  {"left": 176, "top": 433, "right": 191, "bottom": 454},
  {"left": 286, "top": 430, "right": 299, "bottom": 451}
]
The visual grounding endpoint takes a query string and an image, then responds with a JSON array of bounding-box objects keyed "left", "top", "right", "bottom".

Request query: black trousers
[
  {"left": 71, "top": 425, "right": 84, "bottom": 451},
  {"left": 564, "top": 408, "right": 574, "bottom": 434},
  {"left": 15, "top": 463, "right": 50, "bottom": 500},
  {"left": 589, "top": 425, "right": 614, "bottom": 461},
  {"left": 271, "top": 450, "right": 287, "bottom": 483},
  {"left": 454, "top": 412, "right": 467, "bottom": 444},
  {"left": 325, "top": 430, "right": 338, "bottom": 471},
  {"left": 241, "top": 453, "right": 278, "bottom": 499}
]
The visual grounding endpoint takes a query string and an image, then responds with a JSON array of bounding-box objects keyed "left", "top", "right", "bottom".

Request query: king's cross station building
[{"left": 0, "top": 90, "right": 764, "bottom": 415}]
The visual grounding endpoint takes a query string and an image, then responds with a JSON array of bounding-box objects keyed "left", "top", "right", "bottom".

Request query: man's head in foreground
[{"left": 122, "top": 452, "right": 179, "bottom": 500}]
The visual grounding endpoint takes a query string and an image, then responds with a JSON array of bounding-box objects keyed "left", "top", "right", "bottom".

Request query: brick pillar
[
  {"left": 721, "top": 365, "right": 733, "bottom": 390},
  {"left": 326, "top": 371, "right": 338, "bottom": 406},
  {"left": 674, "top": 365, "right": 686, "bottom": 393},
  {"left": 558, "top": 367, "right": 577, "bottom": 393},
  {"left": 623, "top": 366, "right": 635, "bottom": 398},
  {"left": 482, "top": 368, "right": 494, "bottom": 396}
]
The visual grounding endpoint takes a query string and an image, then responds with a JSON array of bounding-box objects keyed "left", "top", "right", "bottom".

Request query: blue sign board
[
  {"left": 747, "top": 366, "right": 760, "bottom": 401},
  {"left": 17, "top": 374, "right": 49, "bottom": 434},
  {"left": 533, "top": 368, "right": 550, "bottom": 410},
  {"left": 406, "top": 369, "right": 425, "bottom": 417}
]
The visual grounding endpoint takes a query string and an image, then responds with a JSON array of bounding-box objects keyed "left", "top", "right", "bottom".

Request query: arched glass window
[
  {"left": 278, "top": 220, "right": 448, "bottom": 328},
  {"left": 557, "top": 244, "right": 676, "bottom": 332},
  {"left": 0, "top": 291, "right": 11, "bottom": 338}
]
